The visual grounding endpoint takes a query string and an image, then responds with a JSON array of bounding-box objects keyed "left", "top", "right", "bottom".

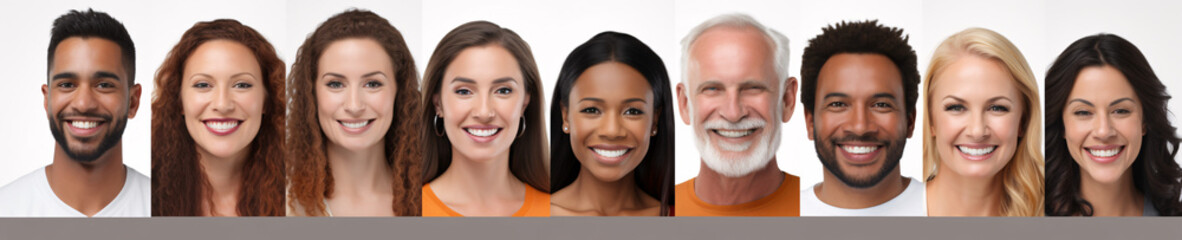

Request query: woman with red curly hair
[
  {"left": 286, "top": 9, "right": 422, "bottom": 216},
  {"left": 151, "top": 19, "right": 287, "bottom": 216}
]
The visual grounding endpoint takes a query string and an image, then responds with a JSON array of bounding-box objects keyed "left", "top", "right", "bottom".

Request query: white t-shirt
[
  {"left": 800, "top": 178, "right": 926, "bottom": 216},
  {"left": 0, "top": 165, "right": 150, "bottom": 217}
]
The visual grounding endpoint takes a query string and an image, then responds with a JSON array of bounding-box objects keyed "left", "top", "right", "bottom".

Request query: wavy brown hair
[
  {"left": 151, "top": 19, "right": 286, "bottom": 216},
  {"left": 287, "top": 9, "right": 422, "bottom": 216},
  {"left": 422, "top": 21, "right": 550, "bottom": 192}
]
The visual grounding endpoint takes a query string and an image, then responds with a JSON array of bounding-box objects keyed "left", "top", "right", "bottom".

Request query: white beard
[{"left": 693, "top": 109, "right": 781, "bottom": 178}]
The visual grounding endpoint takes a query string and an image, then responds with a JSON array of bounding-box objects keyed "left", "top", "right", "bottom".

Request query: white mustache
[{"left": 701, "top": 117, "right": 766, "bottom": 130}]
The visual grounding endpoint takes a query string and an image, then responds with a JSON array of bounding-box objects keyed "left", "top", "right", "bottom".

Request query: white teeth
[
  {"left": 70, "top": 121, "right": 98, "bottom": 129},
  {"left": 958, "top": 146, "right": 996, "bottom": 156},
  {"left": 842, "top": 145, "right": 878, "bottom": 154},
  {"left": 341, "top": 120, "right": 369, "bottom": 129},
  {"left": 205, "top": 121, "right": 238, "bottom": 131},
  {"left": 1089, "top": 148, "right": 1120, "bottom": 157},
  {"left": 715, "top": 129, "right": 754, "bottom": 138},
  {"left": 593, "top": 148, "right": 627, "bottom": 158},
  {"left": 467, "top": 128, "right": 499, "bottom": 137}
]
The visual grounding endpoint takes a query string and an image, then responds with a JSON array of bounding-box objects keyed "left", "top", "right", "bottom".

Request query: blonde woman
[{"left": 923, "top": 28, "right": 1044, "bottom": 216}]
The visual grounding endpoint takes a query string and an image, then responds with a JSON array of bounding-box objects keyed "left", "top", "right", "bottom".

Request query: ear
[
  {"left": 906, "top": 108, "right": 917, "bottom": 138},
  {"left": 804, "top": 109, "right": 815, "bottom": 141},
  {"left": 433, "top": 93, "right": 443, "bottom": 117},
  {"left": 522, "top": 92, "right": 531, "bottom": 112},
  {"left": 42, "top": 84, "right": 50, "bottom": 114},
  {"left": 560, "top": 105, "right": 570, "bottom": 133},
  {"left": 676, "top": 82, "right": 690, "bottom": 125},
  {"left": 127, "top": 84, "right": 142, "bottom": 119},
  {"left": 781, "top": 77, "right": 798, "bottom": 123}
]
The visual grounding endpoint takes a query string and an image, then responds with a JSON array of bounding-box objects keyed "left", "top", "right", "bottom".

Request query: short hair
[
  {"left": 800, "top": 20, "right": 918, "bottom": 115},
  {"left": 550, "top": 31, "right": 675, "bottom": 216},
  {"left": 681, "top": 13, "right": 791, "bottom": 87},
  {"left": 48, "top": 9, "right": 136, "bottom": 86},
  {"left": 922, "top": 28, "right": 1044, "bottom": 216},
  {"left": 421, "top": 21, "right": 550, "bottom": 192},
  {"left": 1044, "top": 33, "right": 1182, "bottom": 216}
]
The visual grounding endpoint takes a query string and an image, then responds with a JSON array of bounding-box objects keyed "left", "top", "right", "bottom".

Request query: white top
[
  {"left": 800, "top": 178, "right": 926, "bottom": 216},
  {"left": 0, "top": 165, "right": 150, "bottom": 217}
]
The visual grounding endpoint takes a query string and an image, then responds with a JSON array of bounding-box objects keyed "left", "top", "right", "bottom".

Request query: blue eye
[
  {"left": 364, "top": 80, "right": 383, "bottom": 88},
  {"left": 455, "top": 89, "right": 472, "bottom": 95},
  {"left": 326, "top": 81, "right": 343, "bottom": 89},
  {"left": 945, "top": 104, "right": 966, "bottom": 112},
  {"left": 495, "top": 87, "right": 513, "bottom": 95},
  {"left": 233, "top": 82, "right": 253, "bottom": 89},
  {"left": 988, "top": 105, "right": 1009, "bottom": 112},
  {"left": 193, "top": 82, "right": 211, "bottom": 89}
]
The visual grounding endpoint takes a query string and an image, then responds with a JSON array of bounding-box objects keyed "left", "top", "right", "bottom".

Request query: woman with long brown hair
[
  {"left": 151, "top": 19, "right": 286, "bottom": 216},
  {"left": 421, "top": 21, "right": 550, "bottom": 217},
  {"left": 286, "top": 9, "right": 422, "bottom": 216}
]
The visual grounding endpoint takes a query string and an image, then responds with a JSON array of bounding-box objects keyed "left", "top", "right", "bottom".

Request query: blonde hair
[{"left": 922, "top": 28, "right": 1044, "bottom": 216}]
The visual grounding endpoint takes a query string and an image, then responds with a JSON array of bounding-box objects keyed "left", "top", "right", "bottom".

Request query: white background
[{"left": 1, "top": 0, "right": 1179, "bottom": 190}]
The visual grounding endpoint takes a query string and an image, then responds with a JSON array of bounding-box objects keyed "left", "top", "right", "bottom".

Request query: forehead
[
  {"left": 816, "top": 53, "right": 903, "bottom": 98},
  {"left": 185, "top": 40, "right": 260, "bottom": 73},
  {"left": 51, "top": 37, "right": 126, "bottom": 78},
  {"left": 318, "top": 38, "right": 393, "bottom": 72},
  {"left": 571, "top": 62, "right": 652, "bottom": 100},
  {"left": 445, "top": 44, "right": 522, "bottom": 83},
  {"left": 931, "top": 55, "right": 1019, "bottom": 99},
  {"left": 687, "top": 26, "right": 775, "bottom": 85},
  {"left": 1069, "top": 65, "right": 1137, "bottom": 103}
]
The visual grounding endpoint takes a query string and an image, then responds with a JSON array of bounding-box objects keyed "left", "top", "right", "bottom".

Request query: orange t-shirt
[
  {"left": 674, "top": 172, "right": 799, "bottom": 216},
  {"left": 422, "top": 183, "right": 550, "bottom": 217}
]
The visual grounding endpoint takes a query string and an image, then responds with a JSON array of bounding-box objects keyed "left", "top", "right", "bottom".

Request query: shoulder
[{"left": 0, "top": 167, "right": 47, "bottom": 197}]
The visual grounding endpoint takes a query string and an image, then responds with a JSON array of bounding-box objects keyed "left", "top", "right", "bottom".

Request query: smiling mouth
[
  {"left": 340, "top": 120, "right": 372, "bottom": 129},
  {"left": 69, "top": 120, "right": 101, "bottom": 129},
  {"left": 840, "top": 144, "right": 880, "bottom": 154},
  {"left": 712, "top": 129, "right": 756, "bottom": 138},
  {"left": 958, "top": 145, "right": 996, "bottom": 156},
  {"left": 591, "top": 148, "right": 630, "bottom": 158},
  {"left": 204, "top": 119, "right": 242, "bottom": 135},
  {"left": 466, "top": 128, "right": 501, "bottom": 137},
  {"left": 1086, "top": 146, "right": 1123, "bottom": 158}
]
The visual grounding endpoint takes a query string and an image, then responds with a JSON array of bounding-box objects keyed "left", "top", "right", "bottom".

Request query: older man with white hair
[{"left": 674, "top": 13, "right": 799, "bottom": 216}]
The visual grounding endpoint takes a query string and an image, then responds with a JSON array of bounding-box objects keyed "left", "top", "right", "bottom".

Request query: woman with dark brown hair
[
  {"left": 421, "top": 21, "right": 550, "bottom": 217},
  {"left": 151, "top": 19, "right": 286, "bottom": 216},
  {"left": 286, "top": 9, "right": 422, "bottom": 216}
]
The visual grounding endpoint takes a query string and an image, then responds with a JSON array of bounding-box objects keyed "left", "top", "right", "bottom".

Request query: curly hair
[
  {"left": 922, "top": 28, "right": 1044, "bottom": 216},
  {"left": 151, "top": 19, "right": 286, "bottom": 216},
  {"left": 421, "top": 21, "right": 550, "bottom": 192},
  {"left": 800, "top": 20, "right": 919, "bottom": 116},
  {"left": 1045, "top": 33, "right": 1182, "bottom": 216},
  {"left": 287, "top": 9, "right": 422, "bottom": 216}
]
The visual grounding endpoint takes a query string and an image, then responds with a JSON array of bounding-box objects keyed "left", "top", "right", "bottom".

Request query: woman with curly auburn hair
[
  {"left": 421, "top": 21, "right": 550, "bottom": 217},
  {"left": 922, "top": 28, "right": 1044, "bottom": 216},
  {"left": 1045, "top": 34, "right": 1182, "bottom": 216},
  {"left": 286, "top": 9, "right": 422, "bottom": 216},
  {"left": 151, "top": 19, "right": 286, "bottom": 216}
]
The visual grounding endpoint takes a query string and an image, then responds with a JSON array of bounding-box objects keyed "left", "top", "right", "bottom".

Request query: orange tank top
[
  {"left": 674, "top": 172, "right": 799, "bottom": 216},
  {"left": 422, "top": 183, "right": 550, "bottom": 217}
]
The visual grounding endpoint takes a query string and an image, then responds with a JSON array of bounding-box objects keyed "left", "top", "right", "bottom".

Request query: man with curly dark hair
[{"left": 798, "top": 20, "right": 924, "bottom": 216}]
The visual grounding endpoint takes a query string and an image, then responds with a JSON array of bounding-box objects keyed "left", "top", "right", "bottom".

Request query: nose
[
  {"left": 472, "top": 94, "right": 496, "bottom": 122},
  {"left": 212, "top": 85, "right": 235, "bottom": 114},
  {"left": 718, "top": 89, "right": 748, "bottom": 122},
  {"left": 599, "top": 112, "right": 626, "bottom": 140},
  {"left": 68, "top": 83, "right": 100, "bottom": 113},
  {"left": 844, "top": 103, "right": 874, "bottom": 136},
  {"left": 1092, "top": 111, "right": 1117, "bottom": 141},
  {"left": 965, "top": 111, "right": 990, "bottom": 141},
  {"left": 343, "top": 86, "right": 364, "bottom": 116}
]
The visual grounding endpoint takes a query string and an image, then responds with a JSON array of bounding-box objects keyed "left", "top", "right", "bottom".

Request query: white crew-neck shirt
[
  {"left": 801, "top": 177, "right": 926, "bottom": 216},
  {"left": 0, "top": 165, "right": 150, "bottom": 217}
]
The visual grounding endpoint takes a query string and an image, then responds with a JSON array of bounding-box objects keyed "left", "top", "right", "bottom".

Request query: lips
[
  {"left": 957, "top": 145, "right": 996, "bottom": 161},
  {"left": 589, "top": 145, "right": 632, "bottom": 165},
  {"left": 338, "top": 119, "right": 373, "bottom": 134},
  {"left": 65, "top": 119, "right": 104, "bottom": 137},
  {"left": 463, "top": 126, "right": 502, "bottom": 143},
  {"left": 204, "top": 119, "right": 242, "bottom": 136},
  {"left": 837, "top": 143, "right": 882, "bottom": 164},
  {"left": 713, "top": 129, "right": 755, "bottom": 138},
  {"left": 1085, "top": 145, "right": 1124, "bottom": 163}
]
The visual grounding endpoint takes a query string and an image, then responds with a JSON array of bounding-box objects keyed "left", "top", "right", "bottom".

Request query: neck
[
  {"left": 326, "top": 141, "right": 392, "bottom": 199},
  {"left": 926, "top": 166, "right": 1003, "bottom": 216},
  {"left": 435, "top": 149, "right": 521, "bottom": 200},
  {"left": 1080, "top": 168, "right": 1142, "bottom": 216},
  {"left": 694, "top": 158, "right": 783, "bottom": 205},
  {"left": 46, "top": 141, "right": 127, "bottom": 217},
  {"left": 564, "top": 167, "right": 644, "bottom": 215},
  {"left": 196, "top": 146, "right": 247, "bottom": 216},
  {"left": 816, "top": 165, "right": 906, "bottom": 209}
]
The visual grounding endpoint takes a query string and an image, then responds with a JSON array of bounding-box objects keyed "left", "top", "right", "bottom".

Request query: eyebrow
[
  {"left": 321, "top": 72, "right": 346, "bottom": 79},
  {"left": 822, "top": 93, "right": 849, "bottom": 100},
  {"left": 93, "top": 71, "right": 121, "bottom": 81},
  {"left": 871, "top": 93, "right": 898, "bottom": 100},
  {"left": 1109, "top": 98, "right": 1134, "bottom": 106},
  {"left": 51, "top": 72, "right": 78, "bottom": 81},
  {"left": 578, "top": 97, "right": 648, "bottom": 104},
  {"left": 942, "top": 96, "right": 1013, "bottom": 103},
  {"left": 362, "top": 71, "right": 387, "bottom": 78},
  {"left": 451, "top": 77, "right": 517, "bottom": 85}
]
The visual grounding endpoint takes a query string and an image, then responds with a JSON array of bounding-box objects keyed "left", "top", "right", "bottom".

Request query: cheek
[
  {"left": 315, "top": 91, "right": 338, "bottom": 118},
  {"left": 244, "top": 89, "right": 267, "bottom": 119},
  {"left": 180, "top": 91, "right": 206, "bottom": 118},
  {"left": 370, "top": 91, "right": 397, "bottom": 119},
  {"left": 932, "top": 114, "right": 961, "bottom": 145},
  {"left": 743, "top": 95, "right": 774, "bottom": 120},
  {"left": 991, "top": 114, "right": 1023, "bottom": 145},
  {"left": 1062, "top": 117, "right": 1089, "bottom": 148}
]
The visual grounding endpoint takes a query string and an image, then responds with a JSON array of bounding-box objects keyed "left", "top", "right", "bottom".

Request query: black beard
[
  {"left": 48, "top": 110, "right": 126, "bottom": 163},
  {"left": 813, "top": 130, "right": 906, "bottom": 189}
]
